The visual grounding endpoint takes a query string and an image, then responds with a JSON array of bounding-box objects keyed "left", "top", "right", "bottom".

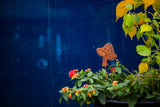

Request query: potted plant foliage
[{"left": 59, "top": 0, "right": 160, "bottom": 107}]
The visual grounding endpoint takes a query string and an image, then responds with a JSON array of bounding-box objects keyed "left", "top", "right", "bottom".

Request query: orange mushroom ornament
[{"left": 96, "top": 43, "right": 117, "bottom": 67}]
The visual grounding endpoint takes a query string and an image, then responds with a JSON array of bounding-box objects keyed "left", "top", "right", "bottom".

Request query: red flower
[
  {"left": 83, "top": 84, "right": 89, "bottom": 88},
  {"left": 110, "top": 68, "right": 117, "bottom": 73},
  {"left": 69, "top": 70, "right": 76, "bottom": 78},
  {"left": 69, "top": 69, "right": 79, "bottom": 80}
]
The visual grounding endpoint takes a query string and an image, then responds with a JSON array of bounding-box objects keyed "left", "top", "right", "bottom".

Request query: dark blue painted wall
[{"left": 0, "top": 0, "right": 142, "bottom": 107}]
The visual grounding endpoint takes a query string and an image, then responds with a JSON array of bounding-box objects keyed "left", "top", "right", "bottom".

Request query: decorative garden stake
[{"left": 96, "top": 43, "right": 117, "bottom": 79}]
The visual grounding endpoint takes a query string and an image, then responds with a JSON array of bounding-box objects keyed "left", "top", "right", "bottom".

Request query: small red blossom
[
  {"left": 112, "top": 81, "right": 118, "bottom": 86},
  {"left": 69, "top": 93, "right": 72, "bottom": 99},
  {"left": 87, "top": 92, "right": 92, "bottom": 97},
  {"left": 110, "top": 68, "right": 117, "bottom": 73},
  {"left": 76, "top": 90, "right": 81, "bottom": 95},
  {"left": 62, "top": 87, "right": 69, "bottom": 92},
  {"left": 92, "top": 90, "right": 95, "bottom": 94},
  {"left": 83, "top": 84, "right": 89, "bottom": 88}
]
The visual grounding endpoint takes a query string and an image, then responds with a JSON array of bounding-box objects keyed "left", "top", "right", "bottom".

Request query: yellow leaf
[
  {"left": 143, "top": 0, "right": 155, "bottom": 10},
  {"left": 134, "top": 0, "right": 143, "bottom": 9},
  {"left": 126, "top": 0, "right": 134, "bottom": 4},
  {"left": 128, "top": 26, "right": 137, "bottom": 40},
  {"left": 116, "top": 0, "right": 134, "bottom": 21},
  {"left": 152, "top": 0, "right": 160, "bottom": 13},
  {"left": 116, "top": 1, "right": 129, "bottom": 21},
  {"left": 138, "top": 62, "right": 148, "bottom": 74},
  {"left": 134, "top": 19, "right": 146, "bottom": 25},
  {"left": 122, "top": 23, "right": 135, "bottom": 37},
  {"left": 140, "top": 24, "right": 152, "bottom": 33}
]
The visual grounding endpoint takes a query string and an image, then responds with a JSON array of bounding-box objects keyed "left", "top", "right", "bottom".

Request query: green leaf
[
  {"left": 128, "top": 96, "right": 137, "bottom": 107},
  {"left": 123, "top": 80, "right": 130, "bottom": 85},
  {"left": 94, "top": 90, "right": 99, "bottom": 96},
  {"left": 78, "top": 80, "right": 82, "bottom": 87},
  {"left": 141, "top": 57, "right": 148, "bottom": 62},
  {"left": 156, "top": 55, "right": 160, "bottom": 66},
  {"left": 98, "top": 92, "right": 106, "bottom": 105},
  {"left": 145, "top": 91, "right": 154, "bottom": 99},
  {"left": 81, "top": 93, "right": 86, "bottom": 101},
  {"left": 59, "top": 96, "right": 63, "bottom": 104},
  {"left": 138, "top": 12, "right": 151, "bottom": 22},
  {"left": 88, "top": 88, "right": 95, "bottom": 92},
  {"left": 73, "top": 86, "right": 77, "bottom": 91},
  {"left": 59, "top": 90, "right": 63, "bottom": 93},
  {"left": 133, "top": 14, "right": 140, "bottom": 23},
  {"left": 136, "top": 45, "right": 151, "bottom": 56},
  {"left": 136, "top": 29, "right": 143, "bottom": 41},
  {"left": 124, "top": 14, "right": 134, "bottom": 28},
  {"left": 144, "top": 17, "right": 151, "bottom": 23},
  {"left": 80, "top": 101, "right": 84, "bottom": 107},
  {"left": 117, "top": 91, "right": 124, "bottom": 96},
  {"left": 63, "top": 93, "right": 69, "bottom": 102},
  {"left": 92, "top": 75, "right": 99, "bottom": 80},
  {"left": 107, "top": 87, "right": 114, "bottom": 91},
  {"left": 140, "top": 24, "right": 152, "bottom": 33},
  {"left": 140, "top": 87, "right": 144, "bottom": 95},
  {"left": 126, "top": 4, "right": 133, "bottom": 10},
  {"left": 133, "top": 81, "right": 140, "bottom": 90},
  {"left": 126, "top": 87, "right": 130, "bottom": 93},
  {"left": 99, "top": 75, "right": 103, "bottom": 79},
  {"left": 71, "top": 94, "right": 76, "bottom": 100},
  {"left": 87, "top": 71, "right": 93, "bottom": 77},
  {"left": 111, "top": 93, "right": 117, "bottom": 99},
  {"left": 116, "top": 67, "right": 122, "bottom": 74},
  {"left": 81, "top": 78, "right": 88, "bottom": 82},
  {"left": 88, "top": 78, "right": 94, "bottom": 84},
  {"left": 122, "top": 23, "right": 135, "bottom": 37}
]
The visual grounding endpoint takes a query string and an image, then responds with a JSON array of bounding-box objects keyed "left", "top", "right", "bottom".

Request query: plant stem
[
  {"left": 141, "top": 36, "right": 148, "bottom": 46},
  {"left": 105, "top": 66, "right": 107, "bottom": 80}
]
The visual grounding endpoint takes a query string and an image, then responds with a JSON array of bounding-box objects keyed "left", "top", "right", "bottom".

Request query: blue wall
[{"left": 0, "top": 0, "right": 142, "bottom": 107}]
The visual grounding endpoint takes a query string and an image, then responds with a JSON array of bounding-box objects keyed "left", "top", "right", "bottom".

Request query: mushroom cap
[
  {"left": 96, "top": 43, "right": 117, "bottom": 67},
  {"left": 102, "top": 43, "right": 117, "bottom": 60},
  {"left": 96, "top": 48, "right": 107, "bottom": 57}
]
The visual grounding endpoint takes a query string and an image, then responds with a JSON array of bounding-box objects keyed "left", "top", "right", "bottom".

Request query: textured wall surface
[{"left": 0, "top": 0, "right": 141, "bottom": 107}]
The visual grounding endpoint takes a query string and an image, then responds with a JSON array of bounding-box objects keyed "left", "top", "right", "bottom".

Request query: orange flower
[
  {"left": 69, "top": 93, "right": 72, "bottom": 99},
  {"left": 83, "top": 84, "right": 89, "bottom": 88},
  {"left": 85, "top": 68, "right": 91, "bottom": 72},
  {"left": 92, "top": 90, "right": 95, "bottom": 94},
  {"left": 76, "top": 90, "right": 81, "bottom": 95},
  {"left": 87, "top": 92, "right": 92, "bottom": 97},
  {"left": 62, "top": 87, "right": 69, "bottom": 92},
  {"left": 112, "top": 81, "right": 118, "bottom": 86},
  {"left": 73, "top": 73, "right": 79, "bottom": 78}
]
